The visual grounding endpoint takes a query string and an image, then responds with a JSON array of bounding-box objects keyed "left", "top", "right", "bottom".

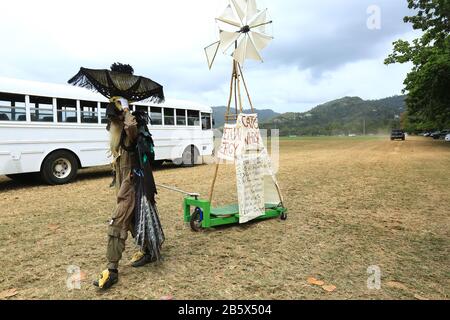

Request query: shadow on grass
[{"left": 0, "top": 162, "right": 208, "bottom": 192}]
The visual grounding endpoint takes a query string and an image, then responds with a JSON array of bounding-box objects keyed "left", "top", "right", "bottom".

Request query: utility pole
[{"left": 363, "top": 118, "right": 366, "bottom": 136}]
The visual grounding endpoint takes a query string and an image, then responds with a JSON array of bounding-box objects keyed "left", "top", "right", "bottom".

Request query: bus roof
[{"left": 0, "top": 76, "right": 212, "bottom": 113}]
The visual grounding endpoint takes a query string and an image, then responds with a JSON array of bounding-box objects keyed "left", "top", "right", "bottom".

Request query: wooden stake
[{"left": 208, "top": 162, "right": 220, "bottom": 203}]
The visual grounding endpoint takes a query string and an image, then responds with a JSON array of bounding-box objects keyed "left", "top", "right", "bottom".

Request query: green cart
[{"left": 184, "top": 196, "right": 288, "bottom": 232}]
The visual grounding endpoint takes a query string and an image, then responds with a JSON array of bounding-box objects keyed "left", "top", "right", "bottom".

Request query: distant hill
[
  {"left": 212, "top": 107, "right": 280, "bottom": 128},
  {"left": 260, "top": 96, "right": 406, "bottom": 136}
]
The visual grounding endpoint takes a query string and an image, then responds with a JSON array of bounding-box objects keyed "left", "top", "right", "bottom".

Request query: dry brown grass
[{"left": 0, "top": 136, "right": 449, "bottom": 300}]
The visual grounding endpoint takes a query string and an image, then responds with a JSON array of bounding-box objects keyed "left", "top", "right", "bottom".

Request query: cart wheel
[
  {"left": 190, "top": 207, "right": 203, "bottom": 232},
  {"left": 281, "top": 211, "right": 288, "bottom": 221}
]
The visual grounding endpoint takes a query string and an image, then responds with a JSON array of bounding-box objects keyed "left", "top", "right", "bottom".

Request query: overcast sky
[{"left": 0, "top": 0, "right": 418, "bottom": 113}]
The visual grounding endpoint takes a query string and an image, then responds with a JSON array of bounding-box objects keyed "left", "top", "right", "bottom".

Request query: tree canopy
[{"left": 385, "top": 0, "right": 450, "bottom": 130}]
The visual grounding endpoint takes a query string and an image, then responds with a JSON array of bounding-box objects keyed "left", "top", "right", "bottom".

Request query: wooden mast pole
[
  {"left": 236, "top": 62, "right": 244, "bottom": 113},
  {"left": 237, "top": 63, "right": 255, "bottom": 112},
  {"left": 209, "top": 59, "right": 237, "bottom": 203}
]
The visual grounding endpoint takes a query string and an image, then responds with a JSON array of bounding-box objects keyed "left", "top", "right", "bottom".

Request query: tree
[{"left": 385, "top": 0, "right": 450, "bottom": 129}]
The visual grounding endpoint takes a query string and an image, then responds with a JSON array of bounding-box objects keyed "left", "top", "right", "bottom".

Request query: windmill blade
[
  {"left": 216, "top": 17, "right": 242, "bottom": 29},
  {"left": 232, "top": 36, "right": 248, "bottom": 66},
  {"left": 230, "top": 0, "right": 246, "bottom": 25},
  {"left": 232, "top": 35, "right": 263, "bottom": 65},
  {"left": 216, "top": 4, "right": 242, "bottom": 29},
  {"left": 250, "top": 31, "right": 273, "bottom": 51},
  {"left": 219, "top": 30, "right": 241, "bottom": 52},
  {"left": 246, "top": 35, "right": 263, "bottom": 62},
  {"left": 249, "top": 8, "right": 269, "bottom": 30},
  {"left": 246, "top": 0, "right": 258, "bottom": 24},
  {"left": 204, "top": 41, "right": 221, "bottom": 70}
]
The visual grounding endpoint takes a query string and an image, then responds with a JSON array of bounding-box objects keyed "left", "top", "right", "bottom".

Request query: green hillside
[
  {"left": 212, "top": 107, "right": 280, "bottom": 128},
  {"left": 261, "top": 96, "right": 406, "bottom": 136}
]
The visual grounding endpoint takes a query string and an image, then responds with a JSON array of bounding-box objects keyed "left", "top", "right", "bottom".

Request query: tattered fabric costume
[
  {"left": 68, "top": 65, "right": 165, "bottom": 289},
  {"left": 123, "top": 111, "right": 165, "bottom": 261}
]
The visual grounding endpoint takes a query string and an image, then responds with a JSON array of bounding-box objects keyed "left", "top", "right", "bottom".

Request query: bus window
[
  {"left": 0, "top": 92, "right": 26, "bottom": 121},
  {"left": 164, "top": 108, "right": 175, "bottom": 126},
  {"left": 135, "top": 105, "right": 149, "bottom": 113},
  {"left": 188, "top": 110, "right": 200, "bottom": 126},
  {"left": 100, "top": 103, "right": 108, "bottom": 124},
  {"left": 150, "top": 107, "right": 162, "bottom": 125},
  {"left": 57, "top": 98, "right": 77, "bottom": 123},
  {"left": 202, "top": 113, "right": 212, "bottom": 130},
  {"left": 176, "top": 109, "right": 186, "bottom": 126},
  {"left": 81, "top": 100, "right": 98, "bottom": 124},
  {"left": 30, "top": 96, "right": 54, "bottom": 122}
]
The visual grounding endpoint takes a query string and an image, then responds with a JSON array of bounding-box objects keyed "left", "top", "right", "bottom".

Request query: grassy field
[{"left": 0, "top": 136, "right": 449, "bottom": 300}]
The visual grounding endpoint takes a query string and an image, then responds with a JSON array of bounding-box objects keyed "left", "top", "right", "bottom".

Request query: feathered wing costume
[
  {"left": 132, "top": 112, "right": 165, "bottom": 260},
  {"left": 68, "top": 64, "right": 165, "bottom": 260}
]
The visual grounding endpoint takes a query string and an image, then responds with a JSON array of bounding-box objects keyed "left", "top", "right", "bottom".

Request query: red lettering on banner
[{"left": 241, "top": 115, "right": 259, "bottom": 129}]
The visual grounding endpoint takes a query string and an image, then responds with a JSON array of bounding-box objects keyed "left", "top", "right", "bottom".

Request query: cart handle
[{"left": 156, "top": 184, "right": 200, "bottom": 199}]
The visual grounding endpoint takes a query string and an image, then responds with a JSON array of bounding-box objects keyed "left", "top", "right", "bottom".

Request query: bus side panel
[
  {"left": 151, "top": 127, "right": 189, "bottom": 161},
  {"left": 150, "top": 127, "right": 213, "bottom": 161},
  {"left": 0, "top": 151, "right": 43, "bottom": 175},
  {"left": 0, "top": 124, "right": 110, "bottom": 175}
]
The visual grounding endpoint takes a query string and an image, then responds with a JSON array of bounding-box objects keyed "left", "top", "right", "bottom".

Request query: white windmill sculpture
[
  {"left": 204, "top": 0, "right": 284, "bottom": 216},
  {"left": 205, "top": 0, "right": 273, "bottom": 122}
]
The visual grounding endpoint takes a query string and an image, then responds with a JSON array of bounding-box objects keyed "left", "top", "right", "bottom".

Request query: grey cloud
[
  {"left": 264, "top": 0, "right": 414, "bottom": 73},
  {"left": 0, "top": 0, "right": 416, "bottom": 112}
]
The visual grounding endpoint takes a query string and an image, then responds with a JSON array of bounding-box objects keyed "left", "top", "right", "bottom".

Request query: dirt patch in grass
[{"left": 0, "top": 137, "right": 449, "bottom": 300}]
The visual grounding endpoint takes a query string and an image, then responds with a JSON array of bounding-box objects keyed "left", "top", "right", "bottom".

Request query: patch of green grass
[{"left": 279, "top": 135, "right": 386, "bottom": 141}]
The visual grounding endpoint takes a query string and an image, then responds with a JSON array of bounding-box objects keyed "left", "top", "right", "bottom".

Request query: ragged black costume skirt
[{"left": 133, "top": 168, "right": 165, "bottom": 261}]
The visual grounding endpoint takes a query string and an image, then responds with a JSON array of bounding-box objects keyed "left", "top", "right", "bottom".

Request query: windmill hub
[{"left": 240, "top": 25, "right": 251, "bottom": 33}]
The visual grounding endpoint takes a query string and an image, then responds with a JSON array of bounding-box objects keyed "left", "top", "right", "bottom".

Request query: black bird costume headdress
[{"left": 68, "top": 63, "right": 164, "bottom": 103}]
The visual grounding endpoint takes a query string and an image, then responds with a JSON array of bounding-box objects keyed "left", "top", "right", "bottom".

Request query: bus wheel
[
  {"left": 41, "top": 150, "right": 78, "bottom": 185},
  {"left": 182, "top": 146, "right": 199, "bottom": 166}
]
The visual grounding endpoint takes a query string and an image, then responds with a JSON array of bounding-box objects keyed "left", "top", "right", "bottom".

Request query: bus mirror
[{"left": 212, "top": 118, "right": 215, "bottom": 126}]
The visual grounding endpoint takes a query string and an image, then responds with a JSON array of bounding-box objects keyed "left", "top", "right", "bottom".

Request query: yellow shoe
[
  {"left": 131, "top": 251, "right": 145, "bottom": 264},
  {"left": 93, "top": 269, "right": 118, "bottom": 290}
]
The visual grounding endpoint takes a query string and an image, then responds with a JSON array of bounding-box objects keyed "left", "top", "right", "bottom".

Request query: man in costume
[
  {"left": 68, "top": 63, "right": 165, "bottom": 290},
  {"left": 94, "top": 97, "right": 155, "bottom": 289}
]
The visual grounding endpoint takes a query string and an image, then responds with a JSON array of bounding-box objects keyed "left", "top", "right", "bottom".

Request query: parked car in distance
[
  {"left": 436, "top": 130, "right": 450, "bottom": 140},
  {"left": 430, "top": 131, "right": 441, "bottom": 139},
  {"left": 445, "top": 133, "right": 450, "bottom": 142},
  {"left": 423, "top": 131, "right": 432, "bottom": 137},
  {"left": 391, "top": 129, "right": 405, "bottom": 141}
]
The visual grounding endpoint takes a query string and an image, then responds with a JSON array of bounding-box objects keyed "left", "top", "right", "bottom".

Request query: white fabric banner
[
  {"left": 235, "top": 114, "right": 278, "bottom": 223},
  {"left": 217, "top": 123, "right": 240, "bottom": 161},
  {"left": 216, "top": 114, "right": 282, "bottom": 223}
]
